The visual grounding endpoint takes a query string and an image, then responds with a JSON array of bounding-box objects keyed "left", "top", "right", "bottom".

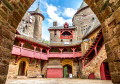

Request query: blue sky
[{"left": 28, "top": 0, "right": 83, "bottom": 41}]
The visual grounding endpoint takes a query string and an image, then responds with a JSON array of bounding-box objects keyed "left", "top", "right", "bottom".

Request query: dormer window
[{"left": 54, "top": 30, "right": 57, "bottom": 37}]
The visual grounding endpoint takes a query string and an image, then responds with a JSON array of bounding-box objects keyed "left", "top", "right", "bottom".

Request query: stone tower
[
  {"left": 72, "top": 1, "right": 99, "bottom": 41},
  {"left": 31, "top": 5, "right": 44, "bottom": 41}
]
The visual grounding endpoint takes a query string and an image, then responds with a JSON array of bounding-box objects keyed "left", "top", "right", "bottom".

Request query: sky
[{"left": 28, "top": 0, "right": 83, "bottom": 41}]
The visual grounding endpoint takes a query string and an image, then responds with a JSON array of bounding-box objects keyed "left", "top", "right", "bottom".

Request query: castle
[{"left": 7, "top": 1, "right": 111, "bottom": 80}]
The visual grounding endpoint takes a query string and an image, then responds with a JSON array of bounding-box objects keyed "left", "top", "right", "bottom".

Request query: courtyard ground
[{"left": 6, "top": 78, "right": 113, "bottom": 84}]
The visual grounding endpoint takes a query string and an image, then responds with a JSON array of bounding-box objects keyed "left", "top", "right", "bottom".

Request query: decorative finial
[{"left": 38, "top": 0, "right": 40, "bottom": 7}]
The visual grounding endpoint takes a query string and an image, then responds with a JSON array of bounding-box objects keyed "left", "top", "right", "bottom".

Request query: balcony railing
[
  {"left": 12, "top": 45, "right": 82, "bottom": 60},
  {"left": 61, "top": 35, "right": 73, "bottom": 39}
]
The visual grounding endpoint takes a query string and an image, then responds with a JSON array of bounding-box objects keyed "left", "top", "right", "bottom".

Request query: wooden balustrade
[{"left": 12, "top": 45, "right": 82, "bottom": 60}]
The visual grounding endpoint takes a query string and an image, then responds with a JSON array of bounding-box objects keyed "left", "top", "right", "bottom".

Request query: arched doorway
[
  {"left": 100, "top": 62, "right": 111, "bottom": 80},
  {"left": 63, "top": 64, "right": 72, "bottom": 78},
  {"left": 18, "top": 61, "right": 26, "bottom": 76},
  {"left": 88, "top": 73, "right": 95, "bottom": 79}
]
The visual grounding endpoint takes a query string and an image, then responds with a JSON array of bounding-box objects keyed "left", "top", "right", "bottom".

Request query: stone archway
[
  {"left": 18, "top": 61, "right": 26, "bottom": 76},
  {"left": 63, "top": 64, "right": 72, "bottom": 78},
  {"left": 17, "top": 58, "right": 29, "bottom": 76},
  {"left": 84, "top": 0, "right": 120, "bottom": 84},
  {"left": 0, "top": 0, "right": 35, "bottom": 83},
  {"left": 0, "top": 0, "right": 119, "bottom": 84}
]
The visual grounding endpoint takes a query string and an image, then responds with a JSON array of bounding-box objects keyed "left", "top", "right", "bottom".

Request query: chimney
[{"left": 53, "top": 21, "right": 57, "bottom": 26}]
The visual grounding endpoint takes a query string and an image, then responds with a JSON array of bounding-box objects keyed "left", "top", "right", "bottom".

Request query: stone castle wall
[
  {"left": 7, "top": 56, "right": 41, "bottom": 79},
  {"left": 81, "top": 45, "right": 107, "bottom": 79},
  {"left": 50, "top": 30, "right": 77, "bottom": 42},
  {"left": 17, "top": 12, "right": 35, "bottom": 37},
  {"left": 73, "top": 7, "right": 98, "bottom": 41}
]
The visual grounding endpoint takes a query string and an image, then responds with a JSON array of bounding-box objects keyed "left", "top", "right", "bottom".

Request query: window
[
  {"left": 85, "top": 43, "right": 88, "bottom": 50},
  {"left": 92, "top": 17, "right": 94, "bottom": 21},
  {"left": 30, "top": 19, "right": 32, "bottom": 23},
  {"left": 61, "top": 31, "right": 71, "bottom": 36},
  {"left": 70, "top": 39, "right": 72, "bottom": 42},
  {"left": 61, "top": 39, "right": 63, "bottom": 42},
  {"left": 54, "top": 30, "right": 57, "bottom": 37},
  {"left": 23, "top": 27, "right": 25, "bottom": 32},
  {"left": 25, "top": 25, "right": 27, "bottom": 28}
]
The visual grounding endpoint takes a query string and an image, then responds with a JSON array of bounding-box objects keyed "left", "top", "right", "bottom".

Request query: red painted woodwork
[
  {"left": 83, "top": 30, "right": 102, "bottom": 58},
  {"left": 12, "top": 45, "right": 21, "bottom": 55},
  {"left": 12, "top": 45, "right": 82, "bottom": 60},
  {"left": 60, "top": 35, "right": 73, "bottom": 39},
  {"left": 83, "top": 45, "right": 105, "bottom": 69},
  {"left": 100, "top": 63, "right": 106, "bottom": 80},
  {"left": 88, "top": 73, "right": 95, "bottom": 79},
  {"left": 15, "top": 56, "right": 20, "bottom": 63},
  {"left": 16, "top": 36, "right": 49, "bottom": 49},
  {"left": 60, "top": 30, "right": 73, "bottom": 39},
  {"left": 34, "top": 51, "right": 41, "bottom": 59},
  {"left": 64, "top": 22, "right": 69, "bottom": 28},
  {"left": 100, "top": 62, "right": 111, "bottom": 80},
  {"left": 74, "top": 51, "right": 82, "bottom": 57},
  {"left": 49, "top": 52, "right": 73, "bottom": 58},
  {"left": 41, "top": 53, "right": 48, "bottom": 60},
  {"left": 34, "top": 51, "right": 48, "bottom": 60},
  {"left": 47, "top": 68, "right": 62, "bottom": 78},
  {"left": 21, "top": 48, "right": 34, "bottom": 58}
]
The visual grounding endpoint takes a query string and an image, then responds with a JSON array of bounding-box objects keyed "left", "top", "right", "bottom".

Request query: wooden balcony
[{"left": 12, "top": 45, "right": 82, "bottom": 60}]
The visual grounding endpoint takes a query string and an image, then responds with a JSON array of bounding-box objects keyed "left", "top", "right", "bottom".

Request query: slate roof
[
  {"left": 77, "top": 1, "right": 88, "bottom": 11},
  {"left": 83, "top": 19, "right": 101, "bottom": 39},
  {"left": 15, "top": 34, "right": 82, "bottom": 47},
  {"left": 48, "top": 26, "right": 76, "bottom": 30},
  {"left": 15, "top": 34, "right": 50, "bottom": 48},
  {"left": 34, "top": 6, "right": 41, "bottom": 13}
]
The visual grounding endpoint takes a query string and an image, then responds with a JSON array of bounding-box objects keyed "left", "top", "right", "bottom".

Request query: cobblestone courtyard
[{"left": 6, "top": 78, "right": 113, "bottom": 84}]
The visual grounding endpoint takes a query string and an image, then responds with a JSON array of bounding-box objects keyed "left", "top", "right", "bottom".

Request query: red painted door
[
  {"left": 100, "top": 63, "right": 106, "bottom": 80},
  {"left": 47, "top": 68, "right": 62, "bottom": 78},
  {"left": 100, "top": 62, "right": 111, "bottom": 80},
  {"left": 89, "top": 73, "right": 95, "bottom": 79}
]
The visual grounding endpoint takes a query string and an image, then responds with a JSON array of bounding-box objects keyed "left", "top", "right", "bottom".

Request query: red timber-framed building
[{"left": 10, "top": 30, "right": 82, "bottom": 78}]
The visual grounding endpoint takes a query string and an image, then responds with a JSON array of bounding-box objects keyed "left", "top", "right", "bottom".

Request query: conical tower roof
[
  {"left": 31, "top": 5, "right": 45, "bottom": 20},
  {"left": 78, "top": 1, "right": 88, "bottom": 10},
  {"left": 34, "top": 6, "right": 41, "bottom": 13}
]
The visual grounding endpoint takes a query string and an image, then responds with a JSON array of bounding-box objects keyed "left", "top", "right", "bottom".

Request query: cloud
[
  {"left": 63, "top": 8, "right": 76, "bottom": 18},
  {"left": 29, "top": 0, "right": 77, "bottom": 40},
  {"left": 45, "top": 3, "right": 73, "bottom": 26}
]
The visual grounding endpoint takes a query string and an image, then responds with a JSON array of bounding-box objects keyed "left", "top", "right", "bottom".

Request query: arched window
[{"left": 62, "top": 31, "right": 72, "bottom": 36}]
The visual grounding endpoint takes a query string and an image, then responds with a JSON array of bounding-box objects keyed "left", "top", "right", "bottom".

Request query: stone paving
[{"left": 6, "top": 78, "right": 113, "bottom": 84}]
